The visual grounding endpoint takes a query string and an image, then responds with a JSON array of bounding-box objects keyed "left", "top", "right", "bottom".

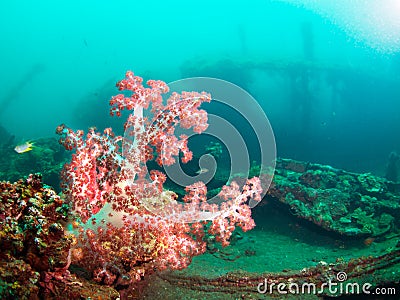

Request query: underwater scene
[{"left": 1, "top": 0, "right": 400, "bottom": 299}]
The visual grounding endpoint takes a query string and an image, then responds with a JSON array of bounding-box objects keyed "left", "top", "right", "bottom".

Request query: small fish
[
  {"left": 195, "top": 168, "right": 209, "bottom": 175},
  {"left": 363, "top": 237, "right": 375, "bottom": 246},
  {"left": 14, "top": 141, "right": 34, "bottom": 153}
]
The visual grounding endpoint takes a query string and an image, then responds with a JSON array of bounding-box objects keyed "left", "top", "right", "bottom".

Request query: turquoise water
[
  {"left": 1, "top": 1, "right": 399, "bottom": 177},
  {"left": 1, "top": 1, "right": 400, "bottom": 299}
]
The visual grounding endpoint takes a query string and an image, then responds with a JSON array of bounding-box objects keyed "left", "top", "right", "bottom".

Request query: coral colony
[{"left": 56, "top": 71, "right": 262, "bottom": 286}]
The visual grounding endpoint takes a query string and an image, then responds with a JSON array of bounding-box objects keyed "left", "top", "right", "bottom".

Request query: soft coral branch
[{"left": 57, "top": 71, "right": 262, "bottom": 287}]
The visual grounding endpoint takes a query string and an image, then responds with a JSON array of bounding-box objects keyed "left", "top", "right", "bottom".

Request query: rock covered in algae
[
  {"left": 0, "top": 174, "right": 119, "bottom": 299},
  {"left": 265, "top": 158, "right": 400, "bottom": 237}
]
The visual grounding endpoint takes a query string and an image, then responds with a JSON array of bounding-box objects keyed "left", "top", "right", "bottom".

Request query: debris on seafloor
[
  {"left": 267, "top": 158, "right": 400, "bottom": 238},
  {"left": 144, "top": 159, "right": 400, "bottom": 299}
]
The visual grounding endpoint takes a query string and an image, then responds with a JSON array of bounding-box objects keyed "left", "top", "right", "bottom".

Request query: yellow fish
[{"left": 14, "top": 141, "right": 34, "bottom": 154}]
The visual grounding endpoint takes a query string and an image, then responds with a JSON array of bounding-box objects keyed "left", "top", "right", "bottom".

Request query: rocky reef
[
  {"left": 266, "top": 158, "right": 400, "bottom": 237},
  {"left": 0, "top": 174, "right": 118, "bottom": 299},
  {"left": 1, "top": 159, "right": 400, "bottom": 299}
]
